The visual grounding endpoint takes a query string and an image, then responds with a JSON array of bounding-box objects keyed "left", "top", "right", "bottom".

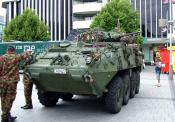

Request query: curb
[{"left": 168, "top": 79, "right": 175, "bottom": 110}]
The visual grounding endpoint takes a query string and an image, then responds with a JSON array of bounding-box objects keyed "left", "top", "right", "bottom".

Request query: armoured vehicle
[{"left": 26, "top": 30, "right": 143, "bottom": 113}]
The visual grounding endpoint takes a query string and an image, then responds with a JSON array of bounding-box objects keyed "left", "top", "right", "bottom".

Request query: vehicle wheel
[
  {"left": 122, "top": 74, "right": 130, "bottom": 105},
  {"left": 105, "top": 76, "right": 124, "bottom": 114},
  {"left": 38, "top": 90, "right": 59, "bottom": 107},
  {"left": 61, "top": 93, "right": 74, "bottom": 101},
  {"left": 98, "top": 93, "right": 106, "bottom": 105},
  {"left": 130, "top": 72, "right": 136, "bottom": 98},
  {"left": 135, "top": 71, "right": 140, "bottom": 94}
]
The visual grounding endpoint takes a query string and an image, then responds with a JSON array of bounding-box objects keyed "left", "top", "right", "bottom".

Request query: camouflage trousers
[
  {"left": 0, "top": 82, "right": 17, "bottom": 119},
  {"left": 23, "top": 74, "right": 33, "bottom": 106}
]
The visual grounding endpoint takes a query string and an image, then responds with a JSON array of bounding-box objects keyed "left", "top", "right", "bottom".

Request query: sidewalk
[
  {"left": 130, "top": 66, "right": 175, "bottom": 122},
  {"left": 0, "top": 66, "right": 175, "bottom": 122}
]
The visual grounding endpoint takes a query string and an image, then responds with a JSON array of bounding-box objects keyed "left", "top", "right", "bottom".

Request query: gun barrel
[{"left": 118, "top": 32, "right": 140, "bottom": 38}]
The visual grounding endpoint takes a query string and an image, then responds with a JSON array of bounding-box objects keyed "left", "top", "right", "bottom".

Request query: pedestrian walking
[
  {"left": 0, "top": 45, "right": 31, "bottom": 122},
  {"left": 154, "top": 57, "right": 162, "bottom": 87}
]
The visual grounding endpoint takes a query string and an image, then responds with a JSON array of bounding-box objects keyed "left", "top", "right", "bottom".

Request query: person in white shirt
[{"left": 154, "top": 57, "right": 162, "bottom": 87}]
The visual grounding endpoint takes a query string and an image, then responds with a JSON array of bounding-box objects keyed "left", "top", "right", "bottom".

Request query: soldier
[
  {"left": 21, "top": 71, "right": 33, "bottom": 109},
  {"left": 0, "top": 45, "right": 31, "bottom": 122}
]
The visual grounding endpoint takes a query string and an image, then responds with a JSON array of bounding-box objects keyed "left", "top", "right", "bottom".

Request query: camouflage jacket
[{"left": 0, "top": 52, "right": 30, "bottom": 82}]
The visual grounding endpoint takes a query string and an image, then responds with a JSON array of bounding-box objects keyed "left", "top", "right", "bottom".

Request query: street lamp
[{"left": 168, "top": 0, "right": 174, "bottom": 80}]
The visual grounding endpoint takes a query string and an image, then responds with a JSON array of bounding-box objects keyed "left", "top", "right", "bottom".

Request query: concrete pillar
[
  {"left": 59, "top": 0, "right": 61, "bottom": 40},
  {"left": 21, "top": 0, "right": 24, "bottom": 13},
  {"left": 9, "top": 2, "right": 12, "bottom": 21},
  {"left": 64, "top": 0, "right": 66, "bottom": 39},
  {"left": 54, "top": 0, "right": 57, "bottom": 41},
  {"left": 14, "top": 1, "right": 17, "bottom": 17},
  {"left": 50, "top": 0, "right": 53, "bottom": 41}
]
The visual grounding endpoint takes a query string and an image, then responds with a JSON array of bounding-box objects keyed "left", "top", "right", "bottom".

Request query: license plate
[{"left": 54, "top": 69, "right": 66, "bottom": 74}]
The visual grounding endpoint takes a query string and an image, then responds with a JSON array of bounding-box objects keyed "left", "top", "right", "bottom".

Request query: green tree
[
  {"left": 90, "top": 0, "right": 143, "bottom": 44},
  {"left": 3, "top": 9, "right": 50, "bottom": 42}
]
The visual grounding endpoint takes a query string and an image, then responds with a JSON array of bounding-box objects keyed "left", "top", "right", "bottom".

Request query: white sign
[
  {"left": 24, "top": 45, "right": 35, "bottom": 52},
  {"left": 54, "top": 69, "right": 66, "bottom": 74}
]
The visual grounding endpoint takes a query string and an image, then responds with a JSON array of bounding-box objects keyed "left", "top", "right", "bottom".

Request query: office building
[
  {"left": 2, "top": 0, "right": 73, "bottom": 41},
  {"left": 0, "top": 15, "right": 5, "bottom": 42},
  {"left": 2, "top": 0, "right": 175, "bottom": 63},
  {"left": 73, "top": 0, "right": 110, "bottom": 29},
  {"left": 131, "top": 0, "right": 175, "bottom": 63},
  {"left": 73, "top": 0, "right": 175, "bottom": 63}
]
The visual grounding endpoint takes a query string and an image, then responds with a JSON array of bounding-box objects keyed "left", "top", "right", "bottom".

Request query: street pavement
[{"left": 1, "top": 66, "right": 175, "bottom": 122}]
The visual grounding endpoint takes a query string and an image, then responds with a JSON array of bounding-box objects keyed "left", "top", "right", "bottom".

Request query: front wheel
[
  {"left": 130, "top": 72, "right": 136, "bottom": 98},
  {"left": 38, "top": 90, "right": 59, "bottom": 107},
  {"left": 135, "top": 71, "right": 140, "bottom": 94},
  {"left": 105, "top": 76, "right": 124, "bottom": 114},
  {"left": 122, "top": 74, "right": 130, "bottom": 105}
]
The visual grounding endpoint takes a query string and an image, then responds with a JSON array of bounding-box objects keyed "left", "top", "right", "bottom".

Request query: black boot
[
  {"left": 1, "top": 118, "right": 9, "bottom": 122},
  {"left": 21, "top": 104, "right": 33, "bottom": 109},
  {"left": 9, "top": 116, "right": 17, "bottom": 122},
  {"left": 1, "top": 115, "right": 17, "bottom": 122}
]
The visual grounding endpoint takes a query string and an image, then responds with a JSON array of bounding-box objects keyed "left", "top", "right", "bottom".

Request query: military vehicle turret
[{"left": 26, "top": 30, "right": 143, "bottom": 113}]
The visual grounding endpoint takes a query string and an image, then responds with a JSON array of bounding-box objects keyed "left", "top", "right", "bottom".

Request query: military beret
[{"left": 7, "top": 45, "right": 16, "bottom": 50}]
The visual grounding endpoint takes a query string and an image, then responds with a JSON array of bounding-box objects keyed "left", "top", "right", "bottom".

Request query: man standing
[
  {"left": 20, "top": 54, "right": 36, "bottom": 109},
  {"left": 0, "top": 45, "right": 31, "bottom": 122}
]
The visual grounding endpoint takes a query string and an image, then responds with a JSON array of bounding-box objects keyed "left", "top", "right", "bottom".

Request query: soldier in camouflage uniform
[
  {"left": 21, "top": 71, "right": 33, "bottom": 109},
  {"left": 0, "top": 45, "right": 31, "bottom": 122}
]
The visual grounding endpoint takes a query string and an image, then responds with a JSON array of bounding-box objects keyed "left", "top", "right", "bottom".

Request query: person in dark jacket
[{"left": 154, "top": 57, "right": 162, "bottom": 87}]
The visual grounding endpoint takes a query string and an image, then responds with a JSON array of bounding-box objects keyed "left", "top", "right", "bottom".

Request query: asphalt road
[{"left": 1, "top": 66, "right": 175, "bottom": 122}]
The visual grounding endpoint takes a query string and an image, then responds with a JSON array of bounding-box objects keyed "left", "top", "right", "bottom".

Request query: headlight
[
  {"left": 85, "top": 56, "right": 92, "bottom": 64},
  {"left": 64, "top": 55, "right": 70, "bottom": 62},
  {"left": 84, "top": 74, "right": 94, "bottom": 83}
]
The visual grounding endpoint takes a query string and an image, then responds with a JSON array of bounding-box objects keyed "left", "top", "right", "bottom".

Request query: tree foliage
[
  {"left": 3, "top": 9, "right": 50, "bottom": 42},
  {"left": 90, "top": 0, "right": 143, "bottom": 44}
]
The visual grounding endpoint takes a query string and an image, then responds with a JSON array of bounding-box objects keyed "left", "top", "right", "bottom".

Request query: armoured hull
[
  {"left": 26, "top": 30, "right": 143, "bottom": 113},
  {"left": 29, "top": 64, "right": 123, "bottom": 96}
]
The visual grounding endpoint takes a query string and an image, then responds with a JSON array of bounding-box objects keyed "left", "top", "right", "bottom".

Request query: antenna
[{"left": 115, "top": 19, "right": 121, "bottom": 32}]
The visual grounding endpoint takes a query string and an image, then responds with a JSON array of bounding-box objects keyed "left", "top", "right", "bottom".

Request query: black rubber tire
[
  {"left": 130, "top": 72, "right": 136, "bottom": 98},
  {"left": 38, "top": 90, "right": 59, "bottom": 107},
  {"left": 98, "top": 93, "right": 106, "bottom": 105},
  {"left": 61, "top": 93, "right": 74, "bottom": 101},
  {"left": 122, "top": 74, "right": 130, "bottom": 105},
  {"left": 105, "top": 76, "right": 124, "bottom": 114},
  {"left": 135, "top": 71, "right": 140, "bottom": 94}
]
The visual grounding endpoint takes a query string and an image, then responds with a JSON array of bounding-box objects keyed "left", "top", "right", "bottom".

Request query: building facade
[
  {"left": 2, "top": 0, "right": 175, "bottom": 63},
  {"left": 73, "top": 0, "right": 110, "bottom": 29},
  {"left": 131, "top": 0, "right": 175, "bottom": 64},
  {"left": 73, "top": 0, "right": 175, "bottom": 63},
  {"left": 2, "top": 0, "right": 73, "bottom": 41},
  {"left": 0, "top": 15, "right": 5, "bottom": 42}
]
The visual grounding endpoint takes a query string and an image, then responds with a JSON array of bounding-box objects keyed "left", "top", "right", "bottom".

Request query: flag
[
  {"left": 163, "top": 0, "right": 175, "bottom": 4},
  {"left": 163, "top": 0, "right": 169, "bottom": 4},
  {"left": 173, "top": 0, "right": 175, "bottom": 4}
]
